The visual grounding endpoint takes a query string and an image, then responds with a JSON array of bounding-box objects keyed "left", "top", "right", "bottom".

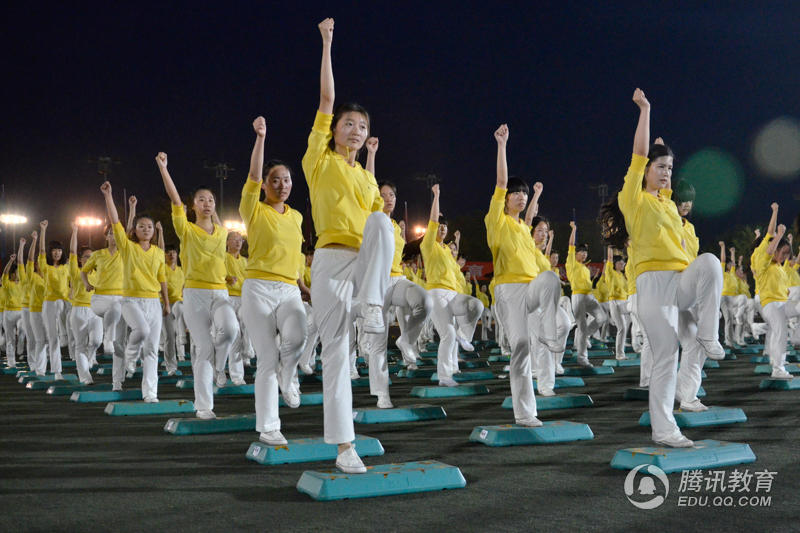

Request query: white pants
[
  {"left": 311, "top": 211, "right": 394, "bottom": 445},
  {"left": 495, "top": 271, "right": 560, "bottom": 421},
  {"left": 21, "top": 309, "right": 35, "bottom": 366},
  {"left": 609, "top": 299, "right": 631, "bottom": 359},
  {"left": 675, "top": 306, "right": 705, "bottom": 404},
  {"left": 3, "top": 310, "right": 22, "bottom": 367},
  {"left": 480, "top": 306, "right": 493, "bottom": 340},
  {"left": 121, "top": 297, "right": 163, "bottom": 400},
  {"left": 598, "top": 301, "right": 612, "bottom": 340},
  {"left": 42, "top": 300, "right": 66, "bottom": 374},
  {"left": 226, "top": 296, "right": 247, "bottom": 382},
  {"left": 91, "top": 294, "right": 128, "bottom": 384},
  {"left": 571, "top": 293, "right": 605, "bottom": 361},
  {"left": 732, "top": 294, "right": 747, "bottom": 344},
  {"left": 161, "top": 300, "right": 185, "bottom": 373},
  {"left": 70, "top": 306, "right": 102, "bottom": 383},
  {"left": 629, "top": 294, "right": 653, "bottom": 387},
  {"left": 720, "top": 295, "right": 737, "bottom": 346},
  {"left": 241, "top": 279, "right": 307, "bottom": 432},
  {"left": 532, "top": 303, "right": 571, "bottom": 393},
  {"left": 29, "top": 311, "right": 49, "bottom": 374},
  {"left": 762, "top": 300, "right": 800, "bottom": 371},
  {"left": 300, "top": 302, "right": 319, "bottom": 369},
  {"left": 429, "top": 289, "right": 484, "bottom": 380},
  {"left": 363, "top": 275, "right": 433, "bottom": 396},
  {"left": 636, "top": 253, "right": 722, "bottom": 441},
  {"left": 183, "top": 288, "right": 239, "bottom": 412}
]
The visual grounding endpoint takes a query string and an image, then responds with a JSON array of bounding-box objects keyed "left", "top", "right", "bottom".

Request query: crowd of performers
[{"left": 2, "top": 19, "right": 799, "bottom": 471}]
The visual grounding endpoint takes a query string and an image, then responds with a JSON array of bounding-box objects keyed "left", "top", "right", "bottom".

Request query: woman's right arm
[
  {"left": 429, "top": 184, "right": 440, "bottom": 223},
  {"left": 632, "top": 88, "right": 650, "bottom": 157},
  {"left": 155, "top": 153, "right": 183, "bottom": 206},
  {"left": 719, "top": 241, "right": 726, "bottom": 266},
  {"left": 126, "top": 195, "right": 137, "bottom": 232},
  {"left": 101, "top": 181, "right": 120, "bottom": 225},
  {"left": 494, "top": 124, "right": 509, "bottom": 190},
  {"left": 568, "top": 221, "right": 577, "bottom": 247},
  {"left": 39, "top": 220, "right": 47, "bottom": 256},
  {"left": 318, "top": 18, "right": 335, "bottom": 115},
  {"left": 767, "top": 203, "right": 779, "bottom": 236}
]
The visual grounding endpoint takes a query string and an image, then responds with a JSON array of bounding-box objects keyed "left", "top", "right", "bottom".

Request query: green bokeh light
[{"left": 676, "top": 148, "right": 744, "bottom": 217}]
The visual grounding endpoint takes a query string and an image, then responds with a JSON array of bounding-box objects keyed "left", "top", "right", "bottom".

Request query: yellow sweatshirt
[
  {"left": 604, "top": 261, "right": 628, "bottom": 301},
  {"left": 737, "top": 276, "right": 751, "bottom": 298},
  {"left": 566, "top": 246, "right": 593, "bottom": 295},
  {"left": 421, "top": 220, "right": 461, "bottom": 292},
  {"left": 682, "top": 219, "right": 699, "bottom": 261},
  {"left": 721, "top": 263, "right": 739, "bottom": 296},
  {"left": 171, "top": 204, "right": 228, "bottom": 290},
  {"left": 38, "top": 254, "right": 70, "bottom": 302},
  {"left": 238, "top": 178, "right": 304, "bottom": 285},
  {"left": 164, "top": 264, "right": 184, "bottom": 303},
  {"left": 2, "top": 274, "right": 24, "bottom": 311},
  {"left": 618, "top": 154, "right": 689, "bottom": 278},
  {"left": 390, "top": 219, "right": 405, "bottom": 278},
  {"left": 625, "top": 245, "right": 636, "bottom": 296},
  {"left": 484, "top": 186, "right": 542, "bottom": 285},
  {"left": 784, "top": 261, "right": 800, "bottom": 288},
  {"left": 22, "top": 261, "right": 46, "bottom": 312},
  {"left": 752, "top": 235, "right": 788, "bottom": 306},
  {"left": 476, "top": 290, "right": 490, "bottom": 308},
  {"left": 69, "top": 254, "right": 93, "bottom": 307},
  {"left": 81, "top": 248, "right": 123, "bottom": 296},
  {"left": 225, "top": 253, "right": 247, "bottom": 296},
  {"left": 594, "top": 274, "right": 610, "bottom": 303},
  {"left": 301, "top": 111, "right": 383, "bottom": 250},
  {"left": 113, "top": 222, "right": 166, "bottom": 299}
]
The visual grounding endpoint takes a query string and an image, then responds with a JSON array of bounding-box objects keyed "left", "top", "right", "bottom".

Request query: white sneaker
[
  {"left": 196, "top": 409, "right": 216, "bottom": 419},
  {"left": 166, "top": 369, "right": 177, "bottom": 377},
  {"left": 438, "top": 376, "right": 459, "bottom": 387},
  {"left": 143, "top": 397, "right": 159, "bottom": 403},
  {"left": 54, "top": 373, "right": 64, "bottom": 381},
  {"left": 538, "top": 337, "right": 564, "bottom": 354},
  {"left": 215, "top": 371, "right": 228, "bottom": 388},
  {"left": 680, "top": 399, "right": 709, "bottom": 412},
  {"left": 335, "top": 446, "right": 367, "bottom": 474},
  {"left": 555, "top": 364, "right": 565, "bottom": 375},
  {"left": 361, "top": 304, "right": 385, "bottom": 334},
  {"left": 577, "top": 359, "right": 594, "bottom": 368},
  {"left": 232, "top": 379, "right": 246, "bottom": 386},
  {"left": 771, "top": 368, "right": 794, "bottom": 380},
  {"left": 697, "top": 337, "right": 725, "bottom": 360},
  {"left": 350, "top": 368, "right": 360, "bottom": 380},
  {"left": 406, "top": 363, "right": 418, "bottom": 371},
  {"left": 654, "top": 434, "right": 694, "bottom": 448},
  {"left": 281, "top": 384, "right": 301, "bottom": 409},
  {"left": 456, "top": 335, "right": 475, "bottom": 352},
  {"left": 538, "top": 389, "right": 556, "bottom": 397},
  {"left": 396, "top": 337, "right": 418, "bottom": 364},
  {"left": 376, "top": 393, "right": 394, "bottom": 409},
  {"left": 259, "top": 430, "right": 288, "bottom": 446},
  {"left": 112, "top": 383, "right": 122, "bottom": 392},
  {"left": 615, "top": 354, "right": 627, "bottom": 361},
  {"left": 516, "top": 417, "right": 543, "bottom": 427},
  {"left": 299, "top": 364, "right": 314, "bottom": 376}
]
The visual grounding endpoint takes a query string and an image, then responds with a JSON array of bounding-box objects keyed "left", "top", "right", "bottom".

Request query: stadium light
[
  {"left": 223, "top": 220, "right": 246, "bottom": 235},
  {"left": 414, "top": 225, "right": 426, "bottom": 236},
  {"left": 75, "top": 216, "right": 103, "bottom": 227},
  {"left": 0, "top": 214, "right": 27, "bottom": 225}
]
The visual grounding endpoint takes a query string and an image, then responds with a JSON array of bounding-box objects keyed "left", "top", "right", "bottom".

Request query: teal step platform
[
  {"left": 420, "top": 350, "right": 438, "bottom": 357},
  {"left": 246, "top": 435, "right": 384, "bottom": 465},
  {"left": 488, "top": 355, "right": 510, "bottom": 363},
  {"left": 60, "top": 361, "right": 76, "bottom": 368},
  {"left": 750, "top": 356, "right": 769, "bottom": 364},
  {"left": 563, "top": 366, "right": 614, "bottom": 376},
  {"left": 470, "top": 421, "right": 594, "bottom": 447},
  {"left": 97, "top": 367, "right": 181, "bottom": 377},
  {"left": 735, "top": 347, "right": 763, "bottom": 355},
  {"left": 158, "top": 376, "right": 184, "bottom": 385},
  {"left": 176, "top": 379, "right": 194, "bottom": 389},
  {"left": 2, "top": 367, "right": 26, "bottom": 375},
  {"left": 587, "top": 350, "right": 613, "bottom": 358},
  {"left": 638, "top": 406, "right": 747, "bottom": 428},
  {"left": 704, "top": 360, "right": 720, "bottom": 369},
  {"left": 501, "top": 393, "right": 593, "bottom": 410},
  {"left": 70, "top": 389, "right": 143, "bottom": 403},
  {"left": 754, "top": 363, "right": 800, "bottom": 375},
  {"left": 105, "top": 399, "right": 195, "bottom": 416},
  {"left": 296, "top": 460, "right": 466, "bottom": 501},
  {"left": 19, "top": 374, "right": 78, "bottom": 385},
  {"left": 26, "top": 379, "right": 83, "bottom": 390},
  {"left": 357, "top": 365, "right": 402, "bottom": 377},
  {"left": 425, "top": 344, "right": 439, "bottom": 352},
  {"left": 534, "top": 377, "right": 586, "bottom": 390},
  {"left": 459, "top": 360, "right": 489, "bottom": 369},
  {"left": 430, "top": 371, "right": 494, "bottom": 382},
  {"left": 416, "top": 359, "right": 437, "bottom": 367},
  {"left": 165, "top": 414, "right": 255, "bottom": 435},
  {"left": 47, "top": 383, "right": 113, "bottom": 396},
  {"left": 623, "top": 386, "right": 706, "bottom": 400},
  {"left": 724, "top": 353, "right": 737, "bottom": 361},
  {"left": 759, "top": 378, "right": 800, "bottom": 390},
  {"left": 280, "top": 392, "right": 324, "bottom": 407},
  {"left": 214, "top": 384, "right": 255, "bottom": 396},
  {"left": 410, "top": 385, "right": 490, "bottom": 398},
  {"left": 353, "top": 404, "right": 446, "bottom": 424},
  {"left": 602, "top": 359, "right": 641, "bottom": 367},
  {"left": 177, "top": 361, "right": 192, "bottom": 368},
  {"left": 458, "top": 352, "right": 480, "bottom": 360},
  {"left": 396, "top": 368, "right": 435, "bottom": 379},
  {"left": 352, "top": 377, "right": 391, "bottom": 387},
  {"left": 489, "top": 348, "right": 502, "bottom": 355},
  {"left": 610, "top": 440, "right": 756, "bottom": 473}
]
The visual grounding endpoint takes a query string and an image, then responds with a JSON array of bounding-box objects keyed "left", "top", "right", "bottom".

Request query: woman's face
[
  {"left": 166, "top": 249, "right": 178, "bottom": 264},
  {"left": 576, "top": 250, "right": 588, "bottom": 263},
  {"left": 193, "top": 189, "right": 216, "bottom": 218},
  {"left": 550, "top": 253, "right": 559, "bottom": 267},
  {"left": 615, "top": 259, "right": 626, "bottom": 272},
  {"left": 135, "top": 218, "right": 154, "bottom": 243},
  {"left": 227, "top": 232, "right": 243, "bottom": 254},
  {"left": 106, "top": 230, "right": 116, "bottom": 246},
  {"left": 333, "top": 111, "right": 369, "bottom": 152},
  {"left": 264, "top": 165, "right": 292, "bottom": 204},
  {"left": 380, "top": 185, "right": 396, "bottom": 214},
  {"left": 79, "top": 249, "right": 92, "bottom": 267},
  {"left": 505, "top": 191, "right": 528, "bottom": 216},
  {"left": 448, "top": 242, "right": 458, "bottom": 258},
  {"left": 644, "top": 155, "right": 673, "bottom": 192},
  {"left": 677, "top": 200, "right": 693, "bottom": 217},
  {"left": 532, "top": 221, "right": 549, "bottom": 246},
  {"left": 437, "top": 223, "right": 448, "bottom": 242},
  {"left": 50, "top": 248, "right": 63, "bottom": 262},
  {"left": 775, "top": 244, "right": 791, "bottom": 264}
]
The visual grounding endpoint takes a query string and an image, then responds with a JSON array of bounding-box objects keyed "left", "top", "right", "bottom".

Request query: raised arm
[
  {"left": 365, "top": 137, "right": 379, "bottom": 175},
  {"left": 454, "top": 230, "right": 461, "bottom": 254},
  {"left": 70, "top": 222, "right": 78, "bottom": 256},
  {"left": 126, "top": 195, "right": 137, "bottom": 232},
  {"left": 767, "top": 203, "right": 779, "bottom": 235},
  {"left": 545, "top": 229, "right": 554, "bottom": 257},
  {"left": 632, "top": 88, "right": 650, "bottom": 157},
  {"left": 2, "top": 254, "right": 15, "bottom": 276},
  {"left": 729, "top": 247, "right": 736, "bottom": 268},
  {"left": 156, "top": 221, "right": 164, "bottom": 250},
  {"left": 767, "top": 225, "right": 786, "bottom": 256},
  {"left": 524, "top": 182, "right": 542, "bottom": 226},
  {"left": 568, "top": 221, "right": 577, "bottom": 247},
  {"left": 155, "top": 153, "right": 182, "bottom": 206},
  {"left": 28, "top": 231, "right": 38, "bottom": 264},
  {"left": 719, "top": 241, "right": 726, "bottom": 265},
  {"left": 429, "top": 184, "right": 440, "bottom": 223},
  {"left": 101, "top": 181, "right": 120, "bottom": 225},
  {"left": 17, "top": 238, "right": 26, "bottom": 267},
  {"left": 249, "top": 117, "right": 266, "bottom": 183},
  {"left": 318, "top": 18, "right": 335, "bottom": 114},
  {"left": 494, "top": 124, "right": 509, "bottom": 189},
  {"left": 38, "top": 220, "right": 48, "bottom": 256}
]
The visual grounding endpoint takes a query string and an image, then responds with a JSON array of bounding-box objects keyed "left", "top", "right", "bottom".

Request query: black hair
[
  {"left": 191, "top": 186, "right": 216, "bottom": 202},
  {"left": 127, "top": 214, "right": 156, "bottom": 243},
  {"left": 673, "top": 180, "right": 696, "bottom": 204},
  {"left": 260, "top": 160, "right": 293, "bottom": 202},
  {"left": 328, "top": 103, "right": 370, "bottom": 156},
  {"left": 505, "top": 177, "right": 530, "bottom": 197},
  {"left": 576, "top": 243, "right": 589, "bottom": 254},
  {"left": 78, "top": 246, "right": 93, "bottom": 257},
  {"left": 613, "top": 254, "right": 625, "bottom": 265},
  {"left": 776, "top": 238, "right": 791, "bottom": 254},
  {"left": 165, "top": 243, "right": 179, "bottom": 254},
  {"left": 378, "top": 181, "right": 397, "bottom": 193},
  {"left": 47, "top": 240, "right": 65, "bottom": 265},
  {"left": 530, "top": 215, "right": 550, "bottom": 230},
  {"left": 438, "top": 214, "right": 449, "bottom": 227},
  {"left": 598, "top": 143, "right": 676, "bottom": 249}
]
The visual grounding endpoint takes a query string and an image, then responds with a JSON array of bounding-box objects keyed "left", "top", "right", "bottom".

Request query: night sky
[{"left": 3, "top": 1, "right": 799, "bottom": 258}]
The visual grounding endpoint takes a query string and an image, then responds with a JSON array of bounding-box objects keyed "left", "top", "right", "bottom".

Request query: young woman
[
  {"left": 719, "top": 243, "right": 740, "bottom": 347},
  {"left": 161, "top": 243, "right": 186, "bottom": 374},
  {"left": 361, "top": 137, "right": 433, "bottom": 407},
  {"left": 301, "top": 19, "right": 395, "bottom": 474},
  {"left": 100, "top": 181, "right": 169, "bottom": 402},
  {"left": 38, "top": 220, "right": 70, "bottom": 380},
  {"left": 23, "top": 232, "right": 48, "bottom": 375},
  {"left": 2, "top": 244, "right": 24, "bottom": 369},
  {"left": 599, "top": 89, "right": 723, "bottom": 448},
  {"left": 602, "top": 247, "right": 630, "bottom": 360},
  {"left": 224, "top": 231, "right": 249, "bottom": 385},
  {"left": 82, "top": 225, "right": 126, "bottom": 388},
  {"left": 68, "top": 223, "right": 102, "bottom": 385},
  {"left": 18, "top": 238, "right": 36, "bottom": 370},
  {"left": 566, "top": 222, "right": 605, "bottom": 367},
  {"left": 485, "top": 123, "right": 560, "bottom": 424},
  {"left": 155, "top": 152, "right": 239, "bottom": 418}
]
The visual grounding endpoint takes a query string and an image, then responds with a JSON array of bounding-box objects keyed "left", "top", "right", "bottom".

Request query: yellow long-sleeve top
[
  {"left": 459, "top": 275, "right": 472, "bottom": 296},
  {"left": 682, "top": 218, "right": 699, "bottom": 261},
  {"left": 302, "top": 111, "right": 383, "bottom": 250},
  {"left": 112, "top": 222, "right": 166, "bottom": 298},
  {"left": 737, "top": 276, "right": 751, "bottom": 298},
  {"left": 171, "top": 204, "right": 228, "bottom": 290},
  {"left": 603, "top": 262, "right": 628, "bottom": 301},
  {"left": 238, "top": 178, "right": 304, "bottom": 285},
  {"left": 476, "top": 289, "right": 490, "bottom": 309},
  {"left": 594, "top": 274, "right": 610, "bottom": 303},
  {"left": 164, "top": 264, "right": 184, "bottom": 303},
  {"left": 69, "top": 254, "right": 94, "bottom": 307},
  {"left": 225, "top": 253, "right": 247, "bottom": 297},
  {"left": 489, "top": 277, "right": 497, "bottom": 303},
  {"left": 421, "top": 220, "right": 461, "bottom": 291},
  {"left": 784, "top": 261, "right": 800, "bottom": 287},
  {"left": 22, "top": 261, "right": 46, "bottom": 312},
  {"left": 484, "top": 187, "right": 542, "bottom": 285},
  {"left": 390, "top": 219, "right": 405, "bottom": 278},
  {"left": 2, "top": 274, "right": 24, "bottom": 311},
  {"left": 303, "top": 265, "right": 312, "bottom": 288},
  {"left": 533, "top": 247, "right": 552, "bottom": 274},
  {"left": 38, "top": 254, "right": 69, "bottom": 302},
  {"left": 751, "top": 235, "right": 788, "bottom": 306},
  {"left": 619, "top": 154, "right": 690, "bottom": 278},
  {"left": 625, "top": 245, "right": 636, "bottom": 296},
  {"left": 566, "top": 246, "right": 593, "bottom": 295},
  {"left": 81, "top": 248, "right": 123, "bottom": 296},
  {"left": 721, "top": 263, "right": 739, "bottom": 296},
  {"left": 18, "top": 263, "right": 31, "bottom": 309}
]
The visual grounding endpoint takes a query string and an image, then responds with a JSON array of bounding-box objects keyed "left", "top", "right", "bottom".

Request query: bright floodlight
[
  {"left": 75, "top": 216, "right": 103, "bottom": 227},
  {"left": 414, "top": 225, "right": 426, "bottom": 235},
  {"left": 752, "top": 117, "right": 800, "bottom": 180},
  {"left": 0, "top": 214, "right": 27, "bottom": 224},
  {"left": 224, "top": 220, "right": 246, "bottom": 235}
]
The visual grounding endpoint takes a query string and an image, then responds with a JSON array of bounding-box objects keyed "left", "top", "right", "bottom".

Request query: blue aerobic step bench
[
  {"left": 754, "top": 364, "right": 800, "bottom": 375},
  {"left": 637, "top": 406, "right": 747, "bottom": 428},
  {"left": 296, "top": 461, "right": 466, "bottom": 501},
  {"left": 430, "top": 371, "right": 495, "bottom": 382},
  {"left": 70, "top": 390, "right": 143, "bottom": 403},
  {"left": 759, "top": 378, "right": 800, "bottom": 390},
  {"left": 502, "top": 393, "right": 593, "bottom": 410},
  {"left": 165, "top": 414, "right": 255, "bottom": 435},
  {"left": 469, "top": 421, "right": 594, "bottom": 446},
  {"left": 246, "top": 435, "right": 384, "bottom": 465},
  {"left": 602, "top": 359, "right": 641, "bottom": 367},
  {"left": 562, "top": 366, "right": 614, "bottom": 376},
  {"left": 410, "top": 385, "right": 490, "bottom": 398},
  {"left": 47, "top": 383, "right": 112, "bottom": 396},
  {"left": 353, "top": 404, "right": 446, "bottom": 424},
  {"left": 610, "top": 440, "right": 756, "bottom": 473},
  {"left": 104, "top": 399, "right": 195, "bottom": 416},
  {"left": 623, "top": 386, "right": 706, "bottom": 401},
  {"left": 534, "top": 377, "right": 585, "bottom": 390}
]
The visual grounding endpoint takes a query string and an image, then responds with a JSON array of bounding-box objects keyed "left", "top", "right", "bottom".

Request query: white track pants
[
  {"left": 91, "top": 294, "right": 127, "bottom": 385},
  {"left": 42, "top": 300, "right": 66, "bottom": 374},
  {"left": 121, "top": 297, "right": 163, "bottom": 400},
  {"left": 70, "top": 306, "right": 102, "bottom": 383},
  {"left": 609, "top": 299, "right": 631, "bottom": 359},
  {"left": 29, "top": 311, "right": 48, "bottom": 374},
  {"left": 720, "top": 295, "right": 737, "bottom": 346},
  {"left": 762, "top": 300, "right": 800, "bottom": 372},
  {"left": 161, "top": 300, "right": 185, "bottom": 374},
  {"left": 571, "top": 293, "right": 605, "bottom": 362},
  {"left": 3, "top": 310, "right": 22, "bottom": 367}
]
